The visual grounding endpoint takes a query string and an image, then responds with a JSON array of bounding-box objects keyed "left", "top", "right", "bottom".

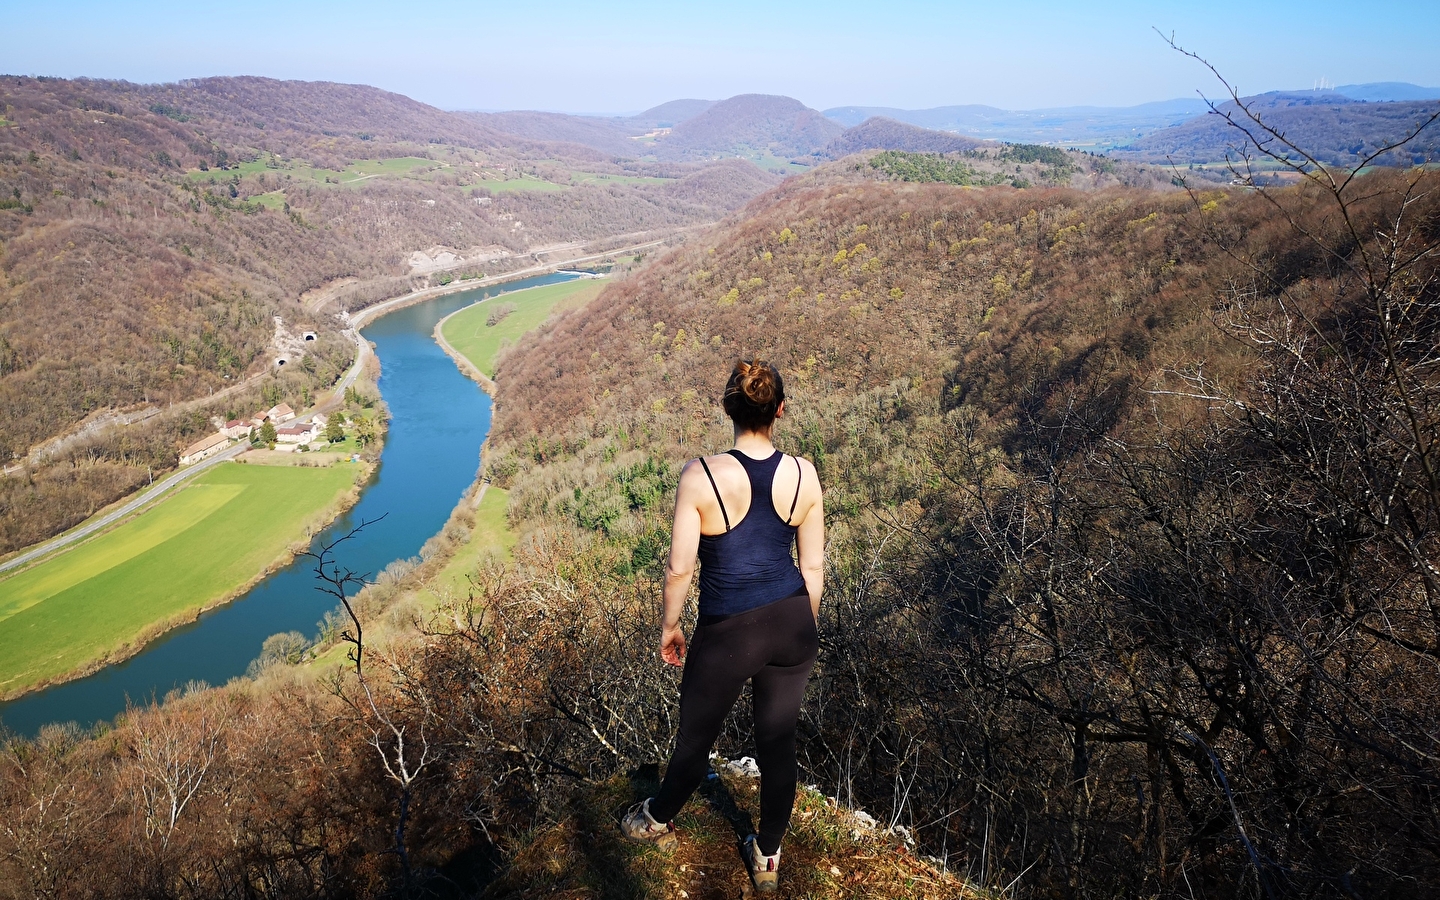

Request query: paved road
[{"left": 0, "top": 441, "right": 248, "bottom": 576}]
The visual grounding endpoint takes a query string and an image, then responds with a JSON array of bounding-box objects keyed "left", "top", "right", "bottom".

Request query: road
[{"left": 0, "top": 440, "right": 249, "bottom": 576}]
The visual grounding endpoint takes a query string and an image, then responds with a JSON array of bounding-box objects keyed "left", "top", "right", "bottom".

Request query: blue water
[{"left": 0, "top": 273, "right": 576, "bottom": 737}]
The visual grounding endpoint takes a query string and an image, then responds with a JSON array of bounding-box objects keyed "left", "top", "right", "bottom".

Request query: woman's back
[{"left": 695, "top": 449, "right": 807, "bottom": 617}]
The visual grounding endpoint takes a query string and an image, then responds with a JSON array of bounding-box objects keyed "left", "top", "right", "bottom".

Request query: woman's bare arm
[
  {"left": 660, "top": 460, "right": 706, "bottom": 665},
  {"left": 794, "top": 459, "right": 824, "bottom": 620}
]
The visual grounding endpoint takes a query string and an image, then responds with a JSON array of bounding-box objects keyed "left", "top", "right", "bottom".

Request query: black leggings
[{"left": 649, "top": 591, "right": 818, "bottom": 856}]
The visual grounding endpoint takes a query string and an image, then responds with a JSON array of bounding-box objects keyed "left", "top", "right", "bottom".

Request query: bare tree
[
  {"left": 300, "top": 515, "right": 386, "bottom": 677},
  {"left": 130, "top": 702, "right": 228, "bottom": 851}
]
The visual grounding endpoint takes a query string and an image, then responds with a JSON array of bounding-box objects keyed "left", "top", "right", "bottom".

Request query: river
[{"left": 0, "top": 273, "right": 577, "bottom": 737}]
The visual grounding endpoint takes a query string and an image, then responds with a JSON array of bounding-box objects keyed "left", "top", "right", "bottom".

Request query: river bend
[{"left": 0, "top": 273, "right": 575, "bottom": 737}]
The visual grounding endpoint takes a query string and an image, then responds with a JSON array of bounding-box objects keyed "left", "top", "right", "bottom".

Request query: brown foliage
[
  {"left": 0, "top": 75, "right": 775, "bottom": 549},
  {"left": 477, "top": 170, "right": 1440, "bottom": 896}
]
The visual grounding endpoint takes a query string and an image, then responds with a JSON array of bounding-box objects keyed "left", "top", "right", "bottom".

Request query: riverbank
[
  {"left": 0, "top": 458, "right": 368, "bottom": 701},
  {"left": 435, "top": 277, "right": 608, "bottom": 384},
  {"left": 0, "top": 272, "right": 582, "bottom": 735},
  {"left": 345, "top": 237, "right": 657, "bottom": 330},
  {"left": 299, "top": 276, "right": 614, "bottom": 678}
]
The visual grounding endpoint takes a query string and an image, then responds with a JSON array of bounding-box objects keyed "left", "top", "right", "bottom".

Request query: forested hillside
[
  {"left": 0, "top": 76, "right": 776, "bottom": 551},
  {"left": 0, "top": 146, "right": 1435, "bottom": 897},
  {"left": 1120, "top": 91, "right": 1440, "bottom": 167},
  {"left": 460, "top": 99, "right": 719, "bottom": 156},
  {"left": 822, "top": 116, "right": 984, "bottom": 158},
  {"left": 477, "top": 167, "right": 1440, "bottom": 896}
]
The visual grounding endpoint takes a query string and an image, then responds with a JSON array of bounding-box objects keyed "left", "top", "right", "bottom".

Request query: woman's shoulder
[
  {"left": 784, "top": 453, "right": 820, "bottom": 479},
  {"left": 678, "top": 453, "right": 740, "bottom": 482}
]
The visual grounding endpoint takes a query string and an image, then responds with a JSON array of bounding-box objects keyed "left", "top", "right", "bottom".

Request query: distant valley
[{"left": 2, "top": 71, "right": 1436, "bottom": 556}]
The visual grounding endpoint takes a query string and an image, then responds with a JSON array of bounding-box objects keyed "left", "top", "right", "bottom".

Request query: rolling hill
[
  {"left": 625, "top": 97, "right": 716, "bottom": 129},
  {"left": 0, "top": 75, "right": 777, "bottom": 551},
  {"left": 467, "top": 97, "right": 1011, "bottom": 166},
  {"left": 1115, "top": 91, "right": 1440, "bottom": 167},
  {"left": 461, "top": 99, "right": 720, "bottom": 159},
  {"left": 653, "top": 93, "right": 844, "bottom": 161},
  {"left": 825, "top": 98, "right": 1212, "bottom": 147},
  {"left": 822, "top": 116, "right": 985, "bottom": 158},
  {"left": 1331, "top": 81, "right": 1440, "bottom": 102},
  {"left": 461, "top": 109, "right": 639, "bottom": 157}
]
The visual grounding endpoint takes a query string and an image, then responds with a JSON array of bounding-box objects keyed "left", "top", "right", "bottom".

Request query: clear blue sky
[{"left": 4, "top": 0, "right": 1438, "bottom": 113}]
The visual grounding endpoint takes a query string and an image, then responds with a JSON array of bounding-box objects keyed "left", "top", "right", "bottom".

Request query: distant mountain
[
  {"left": 627, "top": 99, "right": 715, "bottom": 130},
  {"left": 823, "top": 117, "right": 984, "bottom": 158},
  {"left": 825, "top": 104, "right": 1001, "bottom": 131},
  {"left": 470, "top": 95, "right": 1016, "bottom": 164},
  {"left": 461, "top": 100, "right": 718, "bottom": 159},
  {"left": 465, "top": 109, "right": 638, "bottom": 157},
  {"left": 824, "top": 99, "right": 1211, "bottom": 147},
  {"left": 1116, "top": 94, "right": 1440, "bottom": 167},
  {"left": 656, "top": 94, "right": 844, "bottom": 160},
  {"left": 1334, "top": 82, "right": 1440, "bottom": 102}
]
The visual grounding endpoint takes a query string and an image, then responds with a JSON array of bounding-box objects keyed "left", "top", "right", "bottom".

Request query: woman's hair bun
[
  {"left": 723, "top": 359, "right": 784, "bottom": 431},
  {"left": 737, "top": 360, "right": 778, "bottom": 405}
]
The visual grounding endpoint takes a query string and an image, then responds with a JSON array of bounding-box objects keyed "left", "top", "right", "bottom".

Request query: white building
[
  {"left": 275, "top": 422, "right": 319, "bottom": 445},
  {"left": 180, "top": 432, "right": 230, "bottom": 465}
]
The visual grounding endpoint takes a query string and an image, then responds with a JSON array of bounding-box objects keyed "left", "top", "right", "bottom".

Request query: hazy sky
[{"left": 4, "top": 0, "right": 1438, "bottom": 113}]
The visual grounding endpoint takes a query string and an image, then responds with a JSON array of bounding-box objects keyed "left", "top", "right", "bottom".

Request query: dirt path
[{"left": 300, "top": 276, "right": 360, "bottom": 312}]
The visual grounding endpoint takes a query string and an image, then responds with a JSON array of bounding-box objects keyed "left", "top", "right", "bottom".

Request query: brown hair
[{"left": 722, "top": 359, "right": 784, "bottom": 432}]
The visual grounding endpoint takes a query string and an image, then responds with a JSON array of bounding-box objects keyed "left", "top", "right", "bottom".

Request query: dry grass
[{"left": 485, "top": 763, "right": 980, "bottom": 900}]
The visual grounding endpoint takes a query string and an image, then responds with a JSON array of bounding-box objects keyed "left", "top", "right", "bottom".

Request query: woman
[{"left": 621, "top": 359, "right": 824, "bottom": 894}]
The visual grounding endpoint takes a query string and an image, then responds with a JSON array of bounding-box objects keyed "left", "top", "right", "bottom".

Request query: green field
[
  {"left": 571, "top": 172, "right": 672, "bottom": 186},
  {"left": 248, "top": 190, "right": 287, "bottom": 209},
  {"left": 188, "top": 156, "right": 444, "bottom": 188},
  {"left": 473, "top": 174, "right": 567, "bottom": 193},
  {"left": 188, "top": 152, "right": 679, "bottom": 199},
  {"left": 0, "top": 461, "right": 358, "bottom": 697},
  {"left": 442, "top": 278, "right": 608, "bottom": 376},
  {"left": 419, "top": 487, "right": 516, "bottom": 610}
]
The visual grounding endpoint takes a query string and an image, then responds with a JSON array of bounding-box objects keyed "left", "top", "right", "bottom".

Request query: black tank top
[{"left": 696, "top": 449, "right": 807, "bottom": 617}]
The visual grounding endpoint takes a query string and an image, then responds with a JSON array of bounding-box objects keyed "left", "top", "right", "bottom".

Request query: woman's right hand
[{"left": 660, "top": 622, "right": 687, "bottom": 667}]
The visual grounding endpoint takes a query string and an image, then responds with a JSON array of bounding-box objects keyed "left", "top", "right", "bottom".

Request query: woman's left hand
[{"left": 660, "top": 623, "right": 687, "bottom": 667}]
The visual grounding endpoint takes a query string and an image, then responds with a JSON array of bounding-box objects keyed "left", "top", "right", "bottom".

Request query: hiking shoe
[
  {"left": 620, "top": 798, "right": 678, "bottom": 851},
  {"left": 744, "top": 835, "right": 780, "bottom": 894}
]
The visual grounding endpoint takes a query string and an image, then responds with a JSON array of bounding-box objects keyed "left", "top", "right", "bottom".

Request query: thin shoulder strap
[
  {"left": 786, "top": 456, "right": 802, "bottom": 524},
  {"left": 698, "top": 457, "right": 731, "bottom": 532}
]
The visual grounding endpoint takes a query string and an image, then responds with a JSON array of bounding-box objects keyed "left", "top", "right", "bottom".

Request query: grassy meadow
[
  {"left": 188, "top": 155, "right": 442, "bottom": 187},
  {"left": 442, "top": 277, "right": 608, "bottom": 376},
  {"left": 473, "top": 173, "right": 567, "bottom": 193},
  {"left": 418, "top": 487, "right": 515, "bottom": 610},
  {"left": 570, "top": 171, "right": 672, "bottom": 186},
  {"left": 186, "top": 151, "right": 678, "bottom": 199},
  {"left": 0, "top": 460, "right": 358, "bottom": 698}
]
